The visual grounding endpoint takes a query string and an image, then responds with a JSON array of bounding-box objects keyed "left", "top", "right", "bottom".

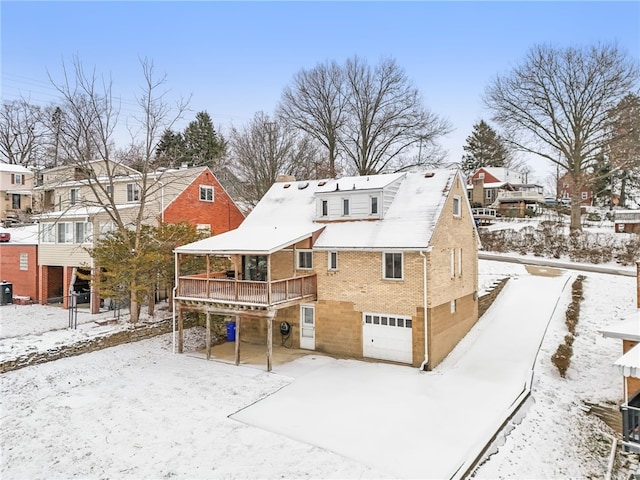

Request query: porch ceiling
[{"left": 174, "top": 225, "right": 324, "bottom": 255}]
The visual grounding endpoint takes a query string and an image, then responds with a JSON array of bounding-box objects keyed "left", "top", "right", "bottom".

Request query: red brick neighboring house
[
  {"left": 0, "top": 225, "right": 39, "bottom": 303},
  {"left": 163, "top": 168, "right": 245, "bottom": 235},
  {"left": 557, "top": 172, "right": 592, "bottom": 206}
]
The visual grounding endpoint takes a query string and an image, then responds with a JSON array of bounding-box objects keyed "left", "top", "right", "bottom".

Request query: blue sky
[{"left": 2, "top": 1, "right": 639, "bottom": 181}]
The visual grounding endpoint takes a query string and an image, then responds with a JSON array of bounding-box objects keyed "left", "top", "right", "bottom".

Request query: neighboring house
[
  {"left": 174, "top": 169, "right": 480, "bottom": 371},
  {"left": 33, "top": 160, "right": 244, "bottom": 313},
  {"left": 613, "top": 209, "right": 640, "bottom": 234},
  {"left": 557, "top": 172, "right": 592, "bottom": 206},
  {"left": 600, "top": 264, "right": 640, "bottom": 453},
  {"left": 467, "top": 167, "right": 545, "bottom": 216},
  {"left": 0, "top": 224, "right": 39, "bottom": 303},
  {"left": 0, "top": 163, "right": 34, "bottom": 226}
]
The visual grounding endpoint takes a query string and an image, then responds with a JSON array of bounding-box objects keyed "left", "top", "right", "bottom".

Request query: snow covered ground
[{"left": 0, "top": 259, "right": 636, "bottom": 479}]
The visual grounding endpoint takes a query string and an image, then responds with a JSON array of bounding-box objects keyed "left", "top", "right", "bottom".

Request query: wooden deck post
[
  {"left": 206, "top": 312, "right": 211, "bottom": 360},
  {"left": 178, "top": 308, "right": 184, "bottom": 354},
  {"left": 234, "top": 314, "right": 240, "bottom": 366},
  {"left": 267, "top": 312, "right": 274, "bottom": 372}
]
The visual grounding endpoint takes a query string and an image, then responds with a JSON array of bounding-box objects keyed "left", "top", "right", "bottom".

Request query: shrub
[{"left": 551, "top": 343, "right": 573, "bottom": 378}]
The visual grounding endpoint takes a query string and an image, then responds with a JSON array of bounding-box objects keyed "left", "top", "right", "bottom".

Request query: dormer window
[
  {"left": 370, "top": 196, "right": 378, "bottom": 215},
  {"left": 321, "top": 200, "right": 328, "bottom": 217},
  {"left": 342, "top": 198, "right": 350, "bottom": 216}
]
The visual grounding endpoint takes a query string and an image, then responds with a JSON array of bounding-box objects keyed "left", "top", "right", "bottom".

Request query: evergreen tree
[
  {"left": 155, "top": 128, "right": 186, "bottom": 168},
  {"left": 461, "top": 120, "right": 510, "bottom": 176},
  {"left": 183, "top": 111, "right": 226, "bottom": 168}
]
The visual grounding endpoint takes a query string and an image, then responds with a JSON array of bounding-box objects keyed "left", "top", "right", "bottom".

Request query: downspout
[
  {"left": 172, "top": 251, "right": 178, "bottom": 354},
  {"left": 419, "top": 247, "right": 432, "bottom": 371}
]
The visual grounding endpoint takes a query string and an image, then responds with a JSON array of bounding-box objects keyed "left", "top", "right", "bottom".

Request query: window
[
  {"left": 321, "top": 200, "right": 328, "bottom": 217},
  {"left": 105, "top": 185, "right": 113, "bottom": 196},
  {"left": 453, "top": 195, "right": 461, "bottom": 217},
  {"left": 70, "top": 188, "right": 80, "bottom": 205},
  {"left": 196, "top": 224, "right": 211, "bottom": 235},
  {"left": 342, "top": 198, "right": 350, "bottom": 215},
  {"left": 75, "top": 222, "right": 93, "bottom": 244},
  {"left": 19, "top": 253, "right": 28, "bottom": 271},
  {"left": 57, "top": 223, "right": 73, "bottom": 243},
  {"left": 478, "top": 173, "right": 485, "bottom": 179},
  {"left": 581, "top": 191, "right": 588, "bottom": 200},
  {"left": 200, "top": 185, "right": 214, "bottom": 202},
  {"left": 297, "top": 250, "right": 313, "bottom": 269},
  {"left": 450, "top": 299, "right": 456, "bottom": 314},
  {"left": 383, "top": 252, "right": 403, "bottom": 280},
  {"left": 458, "top": 247, "right": 462, "bottom": 277},
  {"left": 328, "top": 251, "right": 338, "bottom": 271},
  {"left": 98, "top": 221, "right": 115, "bottom": 239},
  {"left": 127, "top": 183, "right": 140, "bottom": 202},
  {"left": 40, "top": 224, "right": 55, "bottom": 243},
  {"left": 450, "top": 249, "right": 456, "bottom": 278},
  {"left": 371, "top": 196, "right": 378, "bottom": 215},
  {"left": 486, "top": 190, "right": 492, "bottom": 199},
  {"left": 11, "top": 173, "right": 24, "bottom": 185}
]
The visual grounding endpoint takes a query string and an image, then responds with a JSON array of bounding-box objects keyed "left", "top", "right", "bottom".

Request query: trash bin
[
  {"left": 0, "top": 281, "right": 13, "bottom": 305},
  {"left": 226, "top": 321, "right": 236, "bottom": 342}
]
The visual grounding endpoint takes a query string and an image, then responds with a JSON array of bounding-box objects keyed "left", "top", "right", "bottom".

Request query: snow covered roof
[
  {"left": 175, "top": 225, "right": 325, "bottom": 255},
  {"left": 599, "top": 312, "right": 640, "bottom": 341},
  {"left": 481, "top": 167, "right": 526, "bottom": 184},
  {"left": 34, "top": 204, "right": 138, "bottom": 221},
  {"left": 176, "top": 169, "right": 460, "bottom": 254},
  {"left": 615, "top": 343, "right": 640, "bottom": 378},
  {"left": 467, "top": 181, "right": 508, "bottom": 190},
  {"left": 0, "top": 163, "right": 32, "bottom": 174},
  {"left": 0, "top": 224, "right": 39, "bottom": 244}
]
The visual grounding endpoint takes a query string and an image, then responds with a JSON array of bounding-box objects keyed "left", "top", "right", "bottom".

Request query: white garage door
[{"left": 362, "top": 313, "right": 413, "bottom": 364}]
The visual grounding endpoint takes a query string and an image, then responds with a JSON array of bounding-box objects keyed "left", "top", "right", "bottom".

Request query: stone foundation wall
[
  {"left": 0, "top": 316, "right": 197, "bottom": 374},
  {"left": 478, "top": 278, "right": 509, "bottom": 318}
]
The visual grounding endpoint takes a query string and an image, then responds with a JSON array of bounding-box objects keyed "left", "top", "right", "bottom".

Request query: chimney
[{"left": 276, "top": 175, "right": 296, "bottom": 183}]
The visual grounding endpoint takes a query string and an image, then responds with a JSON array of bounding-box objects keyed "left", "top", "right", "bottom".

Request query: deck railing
[
  {"left": 177, "top": 273, "right": 317, "bottom": 307},
  {"left": 496, "top": 191, "right": 545, "bottom": 203},
  {"left": 621, "top": 402, "right": 640, "bottom": 453}
]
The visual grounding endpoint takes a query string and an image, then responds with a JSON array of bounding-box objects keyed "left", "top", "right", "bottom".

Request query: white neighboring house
[{"left": 0, "top": 163, "right": 34, "bottom": 226}]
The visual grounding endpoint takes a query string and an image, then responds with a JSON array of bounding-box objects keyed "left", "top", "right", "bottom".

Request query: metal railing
[
  {"left": 177, "top": 273, "right": 317, "bottom": 307},
  {"left": 621, "top": 402, "right": 640, "bottom": 452}
]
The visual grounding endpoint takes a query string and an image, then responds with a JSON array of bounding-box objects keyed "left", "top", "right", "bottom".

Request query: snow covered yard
[{"left": 0, "top": 260, "right": 637, "bottom": 479}]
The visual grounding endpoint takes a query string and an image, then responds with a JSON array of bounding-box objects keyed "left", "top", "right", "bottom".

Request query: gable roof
[
  {"left": 478, "top": 167, "right": 525, "bottom": 184},
  {"left": 0, "top": 163, "right": 32, "bottom": 174},
  {"left": 175, "top": 169, "right": 463, "bottom": 254}
]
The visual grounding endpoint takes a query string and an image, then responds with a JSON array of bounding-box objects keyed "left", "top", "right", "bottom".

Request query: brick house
[
  {"left": 0, "top": 225, "right": 39, "bottom": 303},
  {"left": 467, "top": 167, "right": 545, "bottom": 216},
  {"left": 0, "top": 163, "right": 34, "bottom": 226},
  {"left": 174, "top": 169, "right": 479, "bottom": 371},
  {"left": 600, "top": 262, "right": 640, "bottom": 453},
  {"left": 33, "top": 161, "right": 244, "bottom": 313},
  {"left": 557, "top": 172, "right": 592, "bottom": 206}
]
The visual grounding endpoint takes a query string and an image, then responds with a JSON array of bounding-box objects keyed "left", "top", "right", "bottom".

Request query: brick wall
[
  {"left": 163, "top": 169, "right": 244, "bottom": 235},
  {"left": 0, "top": 245, "right": 38, "bottom": 300}
]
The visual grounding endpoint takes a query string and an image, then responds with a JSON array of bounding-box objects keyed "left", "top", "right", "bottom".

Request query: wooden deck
[{"left": 176, "top": 273, "right": 317, "bottom": 308}]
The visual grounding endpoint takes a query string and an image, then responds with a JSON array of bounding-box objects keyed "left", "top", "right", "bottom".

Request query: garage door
[{"left": 362, "top": 313, "right": 413, "bottom": 364}]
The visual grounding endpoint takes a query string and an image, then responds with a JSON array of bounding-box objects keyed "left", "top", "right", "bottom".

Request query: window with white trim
[
  {"left": 486, "top": 190, "right": 492, "bottom": 199},
  {"left": 127, "top": 183, "right": 140, "bottom": 202},
  {"left": 321, "top": 200, "right": 328, "bottom": 217},
  {"left": 200, "top": 185, "right": 214, "bottom": 202},
  {"left": 364, "top": 313, "right": 412, "bottom": 328},
  {"left": 12, "top": 173, "right": 24, "bottom": 185},
  {"left": 57, "top": 223, "right": 73, "bottom": 243},
  {"left": 342, "top": 198, "right": 350, "bottom": 216},
  {"left": 19, "top": 253, "right": 28, "bottom": 271},
  {"left": 70, "top": 188, "right": 80, "bottom": 205},
  {"left": 458, "top": 247, "right": 462, "bottom": 277},
  {"left": 196, "top": 224, "right": 211, "bottom": 234},
  {"left": 297, "top": 250, "right": 313, "bottom": 269},
  {"left": 40, "top": 224, "right": 55, "bottom": 243},
  {"left": 75, "top": 222, "right": 93, "bottom": 244},
  {"left": 450, "top": 249, "right": 455, "bottom": 279},
  {"left": 328, "top": 251, "right": 338, "bottom": 271},
  {"left": 478, "top": 172, "right": 485, "bottom": 179},
  {"left": 370, "top": 196, "right": 378, "bottom": 215},
  {"left": 450, "top": 299, "right": 456, "bottom": 314},
  {"left": 581, "top": 191, "right": 588, "bottom": 200},
  {"left": 383, "top": 252, "right": 403, "bottom": 280},
  {"left": 453, "top": 195, "right": 461, "bottom": 217}
]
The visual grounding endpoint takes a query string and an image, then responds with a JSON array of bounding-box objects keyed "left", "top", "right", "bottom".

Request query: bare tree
[
  {"left": 49, "top": 57, "right": 188, "bottom": 322},
  {"left": 278, "top": 56, "right": 451, "bottom": 177},
  {"left": 0, "top": 99, "right": 46, "bottom": 166},
  {"left": 278, "top": 60, "right": 346, "bottom": 178},
  {"left": 484, "top": 43, "right": 639, "bottom": 230},
  {"left": 229, "top": 111, "right": 322, "bottom": 206},
  {"left": 608, "top": 93, "right": 640, "bottom": 206}
]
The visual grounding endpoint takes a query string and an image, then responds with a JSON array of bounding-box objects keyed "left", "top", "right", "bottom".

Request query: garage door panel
[{"left": 363, "top": 313, "right": 412, "bottom": 364}]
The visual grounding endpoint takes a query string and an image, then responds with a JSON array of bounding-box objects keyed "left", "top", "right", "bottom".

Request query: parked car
[{"left": 0, "top": 232, "right": 11, "bottom": 242}]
